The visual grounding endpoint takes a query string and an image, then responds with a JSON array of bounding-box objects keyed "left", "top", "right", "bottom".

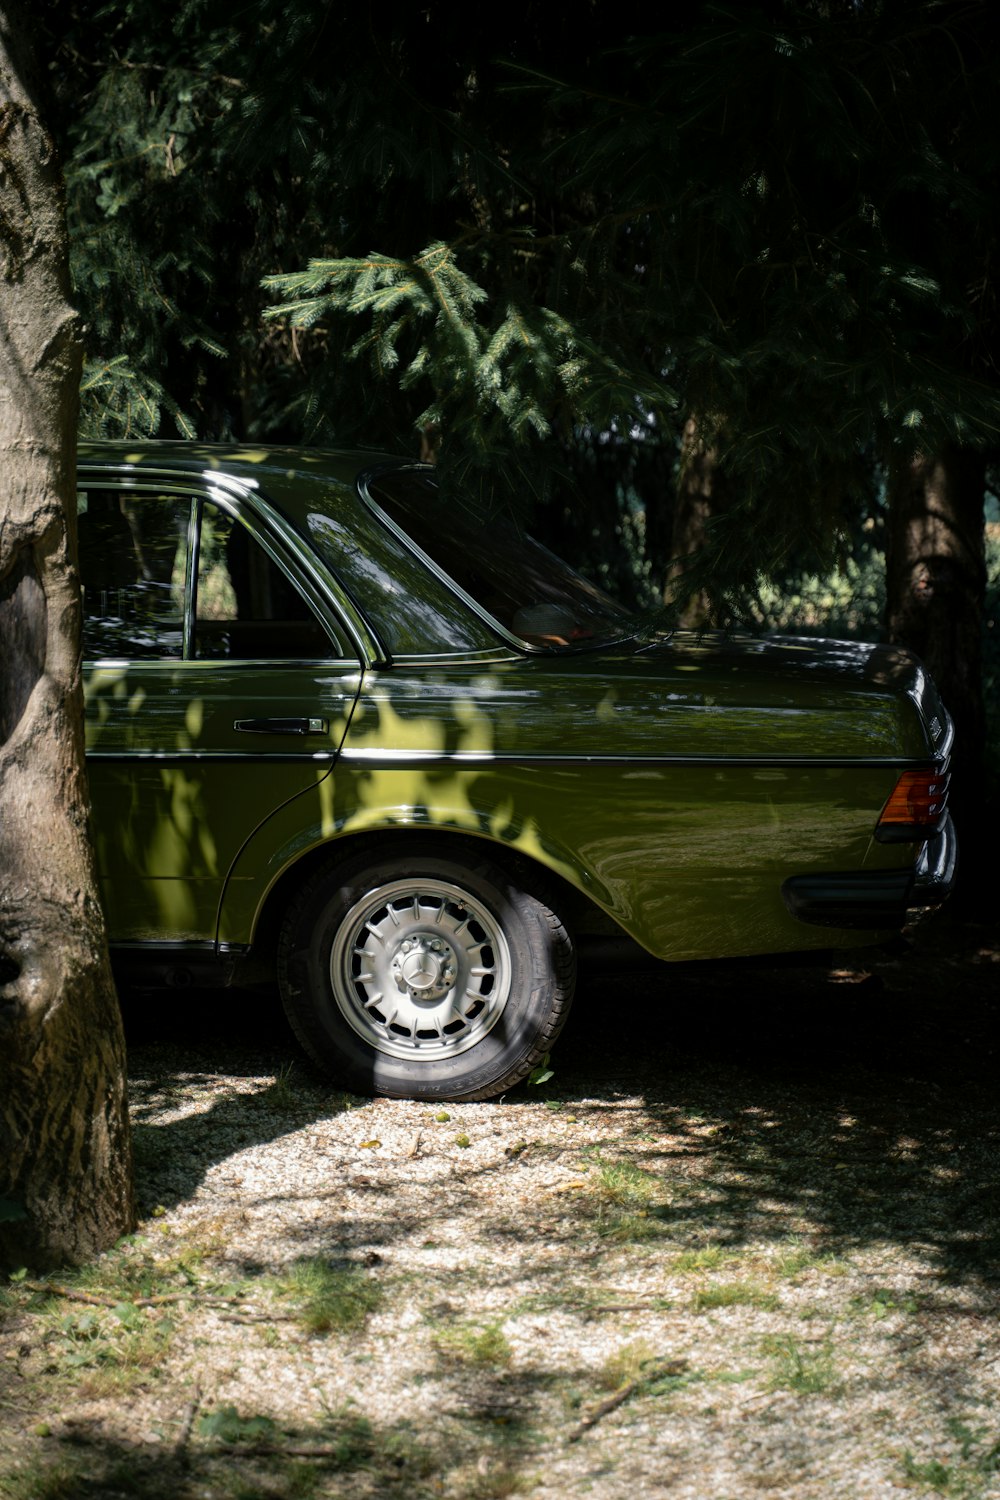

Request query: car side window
[
  {"left": 193, "top": 501, "right": 340, "bottom": 660},
  {"left": 80, "top": 487, "right": 347, "bottom": 663},
  {"left": 78, "top": 489, "right": 188, "bottom": 660}
]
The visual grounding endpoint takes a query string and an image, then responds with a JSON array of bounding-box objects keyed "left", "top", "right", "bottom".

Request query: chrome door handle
[{"left": 233, "top": 717, "right": 328, "bottom": 735}]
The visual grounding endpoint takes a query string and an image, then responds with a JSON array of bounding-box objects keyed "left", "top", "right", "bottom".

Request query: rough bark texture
[
  {"left": 884, "top": 444, "right": 987, "bottom": 872},
  {"left": 666, "top": 414, "right": 726, "bottom": 627},
  {"left": 0, "top": 5, "right": 133, "bottom": 1270}
]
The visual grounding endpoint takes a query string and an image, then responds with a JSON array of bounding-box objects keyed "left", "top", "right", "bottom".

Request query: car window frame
[
  {"left": 356, "top": 462, "right": 636, "bottom": 657},
  {"left": 357, "top": 463, "right": 540, "bottom": 657},
  {"left": 76, "top": 471, "right": 364, "bottom": 669}
]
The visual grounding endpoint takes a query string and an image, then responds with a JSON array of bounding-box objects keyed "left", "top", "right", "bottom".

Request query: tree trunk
[
  {"left": 666, "top": 414, "right": 726, "bottom": 627},
  {"left": 0, "top": 5, "right": 133, "bottom": 1270},
  {"left": 884, "top": 444, "right": 987, "bottom": 878}
]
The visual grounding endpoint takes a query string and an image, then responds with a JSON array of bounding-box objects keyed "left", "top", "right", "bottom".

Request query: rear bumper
[
  {"left": 910, "top": 812, "right": 959, "bottom": 907},
  {"left": 781, "top": 814, "right": 958, "bottom": 929}
]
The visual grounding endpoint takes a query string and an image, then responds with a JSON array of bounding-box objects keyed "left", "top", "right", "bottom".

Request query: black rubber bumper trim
[
  {"left": 909, "top": 813, "right": 958, "bottom": 909},
  {"left": 782, "top": 870, "right": 915, "bottom": 929},
  {"left": 782, "top": 815, "right": 958, "bottom": 929}
]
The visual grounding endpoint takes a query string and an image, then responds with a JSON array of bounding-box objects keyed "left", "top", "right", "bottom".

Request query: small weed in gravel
[
  {"left": 5, "top": 1260, "right": 176, "bottom": 1402},
  {"left": 52, "top": 1300, "right": 170, "bottom": 1388},
  {"left": 901, "top": 1416, "right": 1000, "bottom": 1498},
  {"left": 197, "top": 1403, "right": 282, "bottom": 1444},
  {"left": 850, "top": 1286, "right": 923, "bottom": 1319},
  {"left": 434, "top": 1321, "right": 513, "bottom": 1369},
  {"left": 586, "top": 1154, "right": 665, "bottom": 1239},
  {"left": 272, "top": 1257, "right": 382, "bottom": 1335},
  {"left": 762, "top": 1332, "right": 839, "bottom": 1395},
  {"left": 692, "top": 1280, "right": 780, "bottom": 1312}
]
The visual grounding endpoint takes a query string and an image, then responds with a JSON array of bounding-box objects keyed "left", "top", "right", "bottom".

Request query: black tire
[{"left": 276, "top": 843, "right": 575, "bottom": 1101}]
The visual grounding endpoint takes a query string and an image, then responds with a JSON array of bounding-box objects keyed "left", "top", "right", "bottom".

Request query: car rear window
[
  {"left": 303, "top": 500, "right": 500, "bottom": 657},
  {"left": 365, "top": 469, "right": 634, "bottom": 649}
]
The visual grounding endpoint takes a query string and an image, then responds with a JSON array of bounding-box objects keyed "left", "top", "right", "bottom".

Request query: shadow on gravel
[
  {"left": 559, "top": 911, "right": 1000, "bottom": 1286},
  {"left": 0, "top": 1403, "right": 529, "bottom": 1500},
  {"left": 119, "top": 913, "right": 1000, "bottom": 1285}
]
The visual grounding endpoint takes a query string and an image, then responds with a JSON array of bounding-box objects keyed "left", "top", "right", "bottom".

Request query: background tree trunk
[
  {"left": 0, "top": 5, "right": 133, "bottom": 1270},
  {"left": 884, "top": 444, "right": 987, "bottom": 883},
  {"left": 665, "top": 414, "right": 726, "bottom": 627}
]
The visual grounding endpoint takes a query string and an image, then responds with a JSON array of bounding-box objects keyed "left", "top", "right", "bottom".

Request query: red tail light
[{"left": 876, "top": 766, "right": 949, "bottom": 842}]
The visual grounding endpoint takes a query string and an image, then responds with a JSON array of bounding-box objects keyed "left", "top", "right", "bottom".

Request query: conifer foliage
[
  {"left": 259, "top": 4, "right": 1000, "bottom": 587},
  {"left": 44, "top": 1, "right": 1000, "bottom": 820}
]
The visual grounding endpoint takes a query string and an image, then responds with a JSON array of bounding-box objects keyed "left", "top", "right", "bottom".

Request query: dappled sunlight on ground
[{"left": 2, "top": 911, "right": 998, "bottom": 1499}]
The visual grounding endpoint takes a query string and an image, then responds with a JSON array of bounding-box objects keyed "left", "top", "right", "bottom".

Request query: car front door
[{"left": 80, "top": 476, "right": 362, "bottom": 947}]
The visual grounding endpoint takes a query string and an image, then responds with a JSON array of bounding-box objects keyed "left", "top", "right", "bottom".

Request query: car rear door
[{"left": 80, "top": 474, "right": 362, "bottom": 945}]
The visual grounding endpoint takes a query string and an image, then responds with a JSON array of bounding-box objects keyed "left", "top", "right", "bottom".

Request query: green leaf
[{"left": 527, "top": 1055, "right": 554, "bottom": 1087}]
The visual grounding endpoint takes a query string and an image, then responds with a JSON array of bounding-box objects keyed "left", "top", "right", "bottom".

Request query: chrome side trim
[
  {"left": 86, "top": 746, "right": 943, "bottom": 770},
  {"left": 386, "top": 649, "right": 521, "bottom": 666},
  {"left": 88, "top": 750, "right": 337, "bottom": 763},
  {"left": 336, "top": 749, "right": 944, "bottom": 770},
  {"left": 83, "top": 657, "right": 361, "bottom": 671},
  {"left": 110, "top": 939, "right": 218, "bottom": 953}
]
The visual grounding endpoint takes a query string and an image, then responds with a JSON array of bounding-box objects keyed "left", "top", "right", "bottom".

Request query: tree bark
[
  {"left": 0, "top": 5, "right": 133, "bottom": 1270},
  {"left": 666, "top": 414, "right": 726, "bottom": 627},
  {"left": 884, "top": 444, "right": 987, "bottom": 874}
]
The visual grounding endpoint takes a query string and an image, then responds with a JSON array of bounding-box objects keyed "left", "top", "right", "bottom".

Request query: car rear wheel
[{"left": 277, "top": 844, "right": 575, "bottom": 1101}]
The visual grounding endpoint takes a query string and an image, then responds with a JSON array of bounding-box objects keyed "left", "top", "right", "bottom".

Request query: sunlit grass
[
  {"left": 692, "top": 1281, "right": 780, "bottom": 1313},
  {"left": 433, "top": 1320, "right": 513, "bottom": 1369}
]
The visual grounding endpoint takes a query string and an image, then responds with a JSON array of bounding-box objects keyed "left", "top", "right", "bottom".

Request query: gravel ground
[{"left": 2, "top": 911, "right": 999, "bottom": 1499}]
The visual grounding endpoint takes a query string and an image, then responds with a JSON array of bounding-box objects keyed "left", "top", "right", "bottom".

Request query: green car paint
[
  {"left": 77, "top": 443, "right": 955, "bottom": 1095},
  {"left": 85, "top": 661, "right": 360, "bottom": 940},
  {"left": 216, "top": 646, "right": 938, "bottom": 962}
]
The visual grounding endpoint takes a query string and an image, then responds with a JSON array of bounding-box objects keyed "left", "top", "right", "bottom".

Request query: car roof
[{"left": 76, "top": 440, "right": 406, "bottom": 489}]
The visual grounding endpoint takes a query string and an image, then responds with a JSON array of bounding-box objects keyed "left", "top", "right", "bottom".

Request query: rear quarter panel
[{"left": 218, "top": 649, "right": 924, "bottom": 960}]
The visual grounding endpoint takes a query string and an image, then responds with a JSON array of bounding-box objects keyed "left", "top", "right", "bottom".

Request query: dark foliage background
[{"left": 42, "top": 0, "right": 1000, "bottom": 873}]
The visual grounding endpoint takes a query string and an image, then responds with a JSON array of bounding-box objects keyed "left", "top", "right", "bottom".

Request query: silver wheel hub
[
  {"left": 330, "top": 877, "right": 512, "bottom": 1062},
  {"left": 391, "top": 937, "right": 457, "bottom": 1000}
]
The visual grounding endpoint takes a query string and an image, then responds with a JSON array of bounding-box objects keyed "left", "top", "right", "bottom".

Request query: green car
[{"left": 78, "top": 443, "right": 956, "bottom": 1100}]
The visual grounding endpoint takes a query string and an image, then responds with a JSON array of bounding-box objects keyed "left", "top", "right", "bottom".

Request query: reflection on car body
[{"left": 78, "top": 443, "right": 957, "bottom": 1101}]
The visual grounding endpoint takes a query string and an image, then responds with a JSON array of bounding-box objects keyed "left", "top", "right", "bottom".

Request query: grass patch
[
  {"left": 592, "top": 1157, "right": 660, "bottom": 1208},
  {"left": 692, "top": 1281, "right": 779, "bottom": 1313},
  {"left": 433, "top": 1320, "right": 513, "bottom": 1369},
  {"left": 585, "top": 1154, "right": 665, "bottom": 1240},
  {"left": 253, "top": 1062, "right": 310, "bottom": 1112},
  {"left": 448, "top": 1459, "right": 536, "bottom": 1499},
  {"left": 599, "top": 1339, "right": 659, "bottom": 1391},
  {"left": 901, "top": 1417, "right": 1000, "bottom": 1497},
  {"left": 272, "top": 1258, "right": 382, "bottom": 1335},
  {"left": 592, "top": 1341, "right": 695, "bottom": 1409},
  {"left": 771, "top": 1244, "right": 850, "bottom": 1280},
  {"left": 0, "top": 1409, "right": 438, "bottom": 1500},
  {"left": 672, "top": 1246, "right": 732, "bottom": 1273},
  {"left": 761, "top": 1333, "right": 839, "bottom": 1396}
]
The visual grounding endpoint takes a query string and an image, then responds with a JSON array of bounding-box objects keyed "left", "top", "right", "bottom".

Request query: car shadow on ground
[{"left": 118, "top": 910, "right": 1000, "bottom": 1283}]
